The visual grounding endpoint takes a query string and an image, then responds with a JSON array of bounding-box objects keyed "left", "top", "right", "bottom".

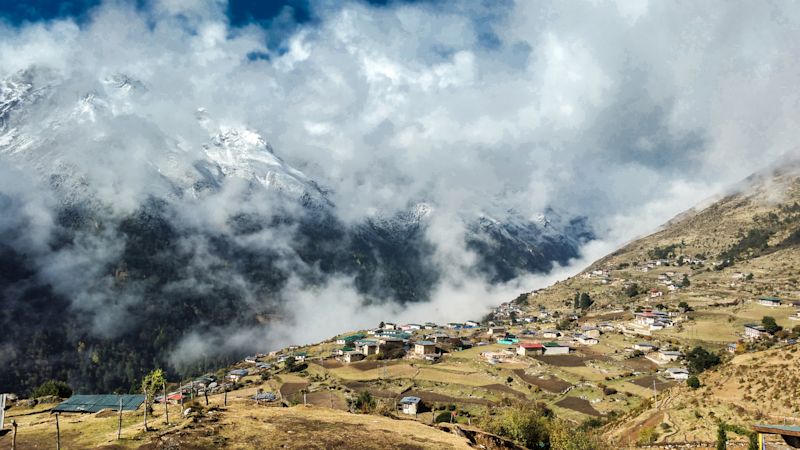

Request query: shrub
[
  {"left": 686, "top": 346, "right": 721, "bottom": 374},
  {"left": 637, "top": 426, "right": 659, "bottom": 445},
  {"left": 351, "top": 390, "right": 376, "bottom": 413},
  {"left": 550, "top": 419, "right": 611, "bottom": 450},
  {"left": 481, "top": 403, "right": 552, "bottom": 449},
  {"left": 435, "top": 411, "right": 453, "bottom": 423},
  {"left": 687, "top": 376, "right": 701, "bottom": 389},
  {"left": 31, "top": 380, "right": 73, "bottom": 399}
]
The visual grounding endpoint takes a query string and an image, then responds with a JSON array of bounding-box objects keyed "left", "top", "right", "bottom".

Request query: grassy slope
[{"left": 5, "top": 165, "right": 800, "bottom": 449}]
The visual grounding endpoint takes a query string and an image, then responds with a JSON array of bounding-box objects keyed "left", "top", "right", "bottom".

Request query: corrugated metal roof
[{"left": 53, "top": 394, "right": 145, "bottom": 413}]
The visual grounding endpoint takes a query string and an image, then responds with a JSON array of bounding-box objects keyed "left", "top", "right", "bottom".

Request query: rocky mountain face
[{"left": 0, "top": 69, "right": 593, "bottom": 394}]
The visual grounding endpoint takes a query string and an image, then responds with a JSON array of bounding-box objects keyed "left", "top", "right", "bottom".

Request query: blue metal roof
[
  {"left": 53, "top": 394, "right": 145, "bottom": 413},
  {"left": 399, "top": 396, "right": 421, "bottom": 404}
]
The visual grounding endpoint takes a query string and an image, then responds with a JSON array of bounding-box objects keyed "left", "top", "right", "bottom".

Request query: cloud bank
[{"left": 2, "top": 0, "right": 800, "bottom": 367}]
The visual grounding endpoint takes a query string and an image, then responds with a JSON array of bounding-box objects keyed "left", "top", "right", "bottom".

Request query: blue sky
[{"left": 0, "top": 0, "right": 419, "bottom": 26}]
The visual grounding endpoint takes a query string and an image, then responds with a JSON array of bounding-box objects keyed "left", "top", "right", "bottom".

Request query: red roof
[{"left": 519, "top": 342, "right": 544, "bottom": 349}]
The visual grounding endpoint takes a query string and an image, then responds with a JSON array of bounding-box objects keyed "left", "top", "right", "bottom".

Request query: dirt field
[
  {"left": 343, "top": 381, "right": 400, "bottom": 398},
  {"left": 555, "top": 397, "right": 602, "bottom": 417},
  {"left": 512, "top": 370, "right": 571, "bottom": 393},
  {"left": 311, "top": 358, "right": 344, "bottom": 369},
  {"left": 621, "top": 356, "right": 659, "bottom": 372},
  {"left": 629, "top": 375, "right": 676, "bottom": 393},
  {"left": 280, "top": 381, "right": 310, "bottom": 399},
  {"left": 403, "top": 390, "right": 493, "bottom": 406},
  {"left": 533, "top": 355, "right": 587, "bottom": 367},
  {"left": 304, "top": 391, "right": 348, "bottom": 410},
  {"left": 479, "top": 384, "right": 526, "bottom": 398},
  {"left": 348, "top": 360, "right": 404, "bottom": 371}
]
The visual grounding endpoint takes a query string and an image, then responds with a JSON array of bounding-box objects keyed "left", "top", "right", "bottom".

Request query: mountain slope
[{"left": 0, "top": 68, "right": 593, "bottom": 394}]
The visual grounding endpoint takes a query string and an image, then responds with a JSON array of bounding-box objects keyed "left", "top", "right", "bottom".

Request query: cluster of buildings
[
  {"left": 333, "top": 321, "right": 480, "bottom": 364},
  {"left": 618, "top": 309, "right": 683, "bottom": 336}
]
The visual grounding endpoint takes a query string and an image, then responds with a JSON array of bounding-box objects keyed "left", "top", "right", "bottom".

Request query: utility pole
[
  {"left": 0, "top": 393, "right": 5, "bottom": 429},
  {"left": 143, "top": 387, "right": 149, "bottom": 431},
  {"left": 224, "top": 386, "right": 228, "bottom": 406},
  {"left": 204, "top": 389, "right": 209, "bottom": 406},
  {"left": 55, "top": 413, "right": 61, "bottom": 450},
  {"left": 11, "top": 420, "right": 17, "bottom": 450},
  {"left": 179, "top": 380, "right": 184, "bottom": 410},
  {"left": 117, "top": 396, "right": 123, "bottom": 440},
  {"left": 164, "top": 382, "right": 169, "bottom": 425}
]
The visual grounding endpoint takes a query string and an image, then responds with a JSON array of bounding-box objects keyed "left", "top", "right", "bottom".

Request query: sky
[{"left": 1, "top": 0, "right": 800, "bottom": 359}]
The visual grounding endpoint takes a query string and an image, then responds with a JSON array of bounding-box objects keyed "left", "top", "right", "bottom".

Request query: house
[
  {"left": 414, "top": 340, "right": 437, "bottom": 355},
  {"left": 581, "top": 327, "right": 601, "bottom": 339},
  {"left": 487, "top": 327, "right": 506, "bottom": 336},
  {"left": 665, "top": 367, "right": 690, "bottom": 380},
  {"left": 401, "top": 323, "right": 423, "bottom": 331},
  {"left": 758, "top": 297, "right": 782, "bottom": 307},
  {"left": 341, "top": 351, "right": 366, "bottom": 363},
  {"left": 726, "top": 343, "right": 738, "bottom": 353},
  {"left": 336, "top": 333, "right": 366, "bottom": 346},
  {"left": 649, "top": 289, "right": 663, "bottom": 298},
  {"left": 657, "top": 350, "right": 683, "bottom": 362},
  {"left": 465, "top": 320, "right": 481, "bottom": 328},
  {"left": 244, "top": 356, "right": 257, "bottom": 364},
  {"left": 382, "top": 322, "right": 397, "bottom": 330},
  {"left": 634, "top": 342, "right": 658, "bottom": 352},
  {"left": 399, "top": 396, "right": 421, "bottom": 415},
  {"left": 542, "top": 342, "right": 570, "bottom": 355},
  {"left": 226, "top": 369, "right": 249, "bottom": 383},
  {"left": 294, "top": 352, "right": 307, "bottom": 362},
  {"left": 446, "top": 322, "right": 464, "bottom": 329},
  {"left": 575, "top": 335, "right": 599, "bottom": 346},
  {"left": 790, "top": 311, "right": 800, "bottom": 321},
  {"left": 517, "top": 342, "right": 545, "bottom": 356},
  {"left": 497, "top": 335, "right": 520, "bottom": 345},
  {"left": 355, "top": 339, "right": 380, "bottom": 355},
  {"left": 542, "top": 330, "right": 562, "bottom": 339},
  {"left": 378, "top": 336, "right": 404, "bottom": 349},
  {"left": 744, "top": 324, "right": 770, "bottom": 340},
  {"left": 598, "top": 322, "right": 616, "bottom": 332},
  {"left": 424, "top": 322, "right": 438, "bottom": 329}
]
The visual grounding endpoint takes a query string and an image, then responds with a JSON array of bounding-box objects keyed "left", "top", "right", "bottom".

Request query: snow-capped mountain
[{"left": 0, "top": 69, "right": 593, "bottom": 394}]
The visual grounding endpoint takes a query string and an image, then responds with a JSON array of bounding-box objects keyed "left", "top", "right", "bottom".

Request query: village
[{"left": 3, "top": 246, "right": 800, "bottom": 449}]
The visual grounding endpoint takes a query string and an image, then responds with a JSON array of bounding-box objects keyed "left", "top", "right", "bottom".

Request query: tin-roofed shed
[{"left": 53, "top": 394, "right": 146, "bottom": 413}]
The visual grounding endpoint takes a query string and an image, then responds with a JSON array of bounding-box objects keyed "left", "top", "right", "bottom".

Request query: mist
[{"left": 1, "top": 0, "right": 799, "bottom": 373}]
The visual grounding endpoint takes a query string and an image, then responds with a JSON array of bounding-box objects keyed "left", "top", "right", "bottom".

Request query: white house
[
  {"left": 517, "top": 342, "right": 545, "bottom": 356},
  {"left": 542, "top": 330, "right": 562, "bottom": 339},
  {"left": 341, "top": 351, "right": 365, "bottom": 363},
  {"left": 581, "top": 327, "right": 601, "bottom": 339},
  {"left": 399, "top": 396, "right": 421, "bottom": 415},
  {"left": 575, "top": 335, "right": 599, "bottom": 346},
  {"left": 657, "top": 350, "right": 683, "bottom": 362},
  {"left": 665, "top": 367, "right": 690, "bottom": 380},
  {"left": 487, "top": 327, "right": 506, "bottom": 336},
  {"left": 758, "top": 297, "right": 782, "bottom": 307},
  {"left": 542, "top": 342, "right": 570, "bottom": 355},
  {"left": 744, "top": 324, "right": 770, "bottom": 341}
]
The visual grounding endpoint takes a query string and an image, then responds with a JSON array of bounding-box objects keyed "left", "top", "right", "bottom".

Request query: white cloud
[{"left": 2, "top": 0, "right": 800, "bottom": 361}]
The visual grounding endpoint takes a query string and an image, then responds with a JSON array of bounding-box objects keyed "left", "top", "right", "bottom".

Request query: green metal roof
[{"left": 54, "top": 394, "right": 145, "bottom": 413}]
